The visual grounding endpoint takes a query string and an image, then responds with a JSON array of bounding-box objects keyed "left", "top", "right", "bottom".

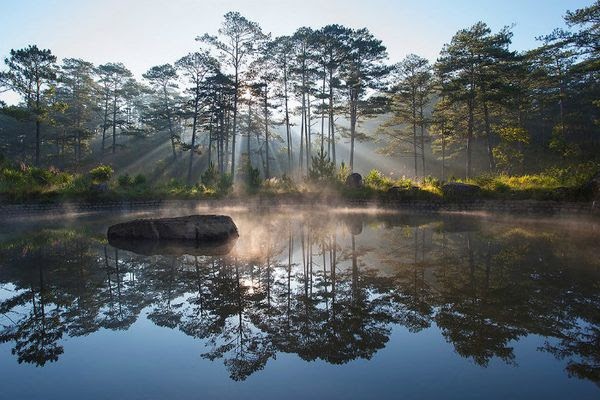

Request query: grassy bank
[{"left": 0, "top": 159, "right": 598, "bottom": 204}]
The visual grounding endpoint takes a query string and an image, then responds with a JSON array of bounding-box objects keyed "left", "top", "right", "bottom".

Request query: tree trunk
[
  {"left": 112, "top": 92, "right": 117, "bottom": 154},
  {"left": 164, "top": 85, "right": 176, "bottom": 159},
  {"left": 300, "top": 88, "right": 305, "bottom": 174},
  {"left": 225, "top": 106, "right": 230, "bottom": 172},
  {"left": 283, "top": 60, "right": 292, "bottom": 173},
  {"left": 208, "top": 114, "right": 213, "bottom": 166},
  {"left": 483, "top": 99, "right": 495, "bottom": 171},
  {"left": 441, "top": 125, "right": 446, "bottom": 182},
  {"left": 247, "top": 100, "right": 252, "bottom": 166},
  {"left": 466, "top": 98, "right": 474, "bottom": 179},
  {"left": 306, "top": 92, "right": 311, "bottom": 170},
  {"left": 321, "top": 67, "right": 326, "bottom": 156},
  {"left": 349, "top": 88, "right": 358, "bottom": 171},
  {"left": 412, "top": 90, "right": 418, "bottom": 178},
  {"left": 35, "top": 119, "right": 41, "bottom": 166},
  {"left": 419, "top": 102, "right": 426, "bottom": 176},
  {"left": 231, "top": 67, "right": 239, "bottom": 177},
  {"left": 188, "top": 93, "right": 199, "bottom": 183},
  {"left": 102, "top": 92, "right": 109, "bottom": 152},
  {"left": 329, "top": 68, "right": 336, "bottom": 165},
  {"left": 264, "top": 85, "right": 270, "bottom": 179}
]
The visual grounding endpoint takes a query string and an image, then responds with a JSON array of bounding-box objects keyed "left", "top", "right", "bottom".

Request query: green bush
[
  {"left": 0, "top": 167, "right": 26, "bottom": 186},
  {"left": 133, "top": 174, "right": 147, "bottom": 185},
  {"left": 364, "top": 169, "right": 394, "bottom": 190},
  {"left": 118, "top": 174, "right": 133, "bottom": 187},
  {"left": 201, "top": 162, "right": 219, "bottom": 188},
  {"left": 422, "top": 175, "right": 440, "bottom": 187},
  {"left": 89, "top": 165, "right": 113, "bottom": 183},
  {"left": 395, "top": 177, "right": 415, "bottom": 189},
  {"left": 30, "top": 167, "right": 55, "bottom": 186},
  {"left": 262, "top": 175, "right": 297, "bottom": 193},
  {"left": 217, "top": 173, "right": 233, "bottom": 195},
  {"left": 308, "top": 152, "right": 336, "bottom": 182},
  {"left": 245, "top": 164, "right": 261, "bottom": 192},
  {"left": 167, "top": 178, "right": 183, "bottom": 188},
  {"left": 67, "top": 175, "right": 91, "bottom": 194},
  {"left": 337, "top": 162, "right": 351, "bottom": 183}
]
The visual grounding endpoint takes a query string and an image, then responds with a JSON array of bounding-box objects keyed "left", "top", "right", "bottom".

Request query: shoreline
[{"left": 1, "top": 197, "right": 598, "bottom": 219}]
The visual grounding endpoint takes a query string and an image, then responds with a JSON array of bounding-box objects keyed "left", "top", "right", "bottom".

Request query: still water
[{"left": 1, "top": 207, "right": 599, "bottom": 399}]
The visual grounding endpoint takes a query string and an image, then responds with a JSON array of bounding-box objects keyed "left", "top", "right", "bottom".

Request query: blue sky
[{"left": 0, "top": 0, "right": 592, "bottom": 81}]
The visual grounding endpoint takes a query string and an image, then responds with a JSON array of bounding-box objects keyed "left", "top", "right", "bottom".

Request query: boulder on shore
[
  {"left": 346, "top": 173, "right": 363, "bottom": 188},
  {"left": 107, "top": 215, "right": 239, "bottom": 243},
  {"left": 441, "top": 182, "right": 481, "bottom": 198}
]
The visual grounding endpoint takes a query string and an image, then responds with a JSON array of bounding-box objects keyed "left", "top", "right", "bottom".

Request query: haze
[{"left": 0, "top": 0, "right": 588, "bottom": 91}]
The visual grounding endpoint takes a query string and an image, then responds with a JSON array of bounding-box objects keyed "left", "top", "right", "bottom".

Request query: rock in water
[{"left": 107, "top": 215, "right": 239, "bottom": 243}]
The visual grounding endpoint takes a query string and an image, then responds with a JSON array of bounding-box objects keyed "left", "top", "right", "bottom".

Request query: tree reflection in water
[{"left": 0, "top": 211, "right": 599, "bottom": 383}]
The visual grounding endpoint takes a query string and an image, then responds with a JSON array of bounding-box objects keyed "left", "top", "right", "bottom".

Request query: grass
[{"left": 0, "top": 160, "right": 598, "bottom": 204}]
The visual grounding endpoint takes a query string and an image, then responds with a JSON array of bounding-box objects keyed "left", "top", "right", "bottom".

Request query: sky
[{"left": 0, "top": 0, "right": 592, "bottom": 104}]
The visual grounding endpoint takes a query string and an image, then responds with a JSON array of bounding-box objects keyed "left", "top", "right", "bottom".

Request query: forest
[{"left": 0, "top": 1, "right": 598, "bottom": 202}]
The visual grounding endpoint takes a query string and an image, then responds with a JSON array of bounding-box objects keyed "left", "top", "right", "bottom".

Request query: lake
[{"left": 1, "top": 207, "right": 599, "bottom": 399}]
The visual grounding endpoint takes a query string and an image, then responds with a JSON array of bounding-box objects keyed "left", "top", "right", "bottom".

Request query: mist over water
[{"left": 1, "top": 207, "right": 599, "bottom": 399}]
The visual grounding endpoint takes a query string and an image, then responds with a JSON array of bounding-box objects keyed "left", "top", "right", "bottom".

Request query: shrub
[
  {"left": 30, "top": 167, "right": 55, "bottom": 186},
  {"left": 337, "top": 162, "right": 351, "bottom": 183},
  {"left": 89, "top": 165, "right": 113, "bottom": 183},
  {"left": 308, "top": 152, "right": 336, "bottom": 182},
  {"left": 395, "top": 176, "right": 414, "bottom": 189},
  {"left": 0, "top": 167, "right": 26, "bottom": 186},
  {"left": 364, "top": 169, "right": 394, "bottom": 190},
  {"left": 67, "top": 175, "right": 91, "bottom": 194},
  {"left": 118, "top": 174, "right": 132, "bottom": 187},
  {"left": 245, "top": 164, "right": 261, "bottom": 192},
  {"left": 263, "top": 175, "right": 297, "bottom": 193},
  {"left": 422, "top": 175, "right": 440, "bottom": 187},
  {"left": 201, "top": 162, "right": 219, "bottom": 188},
  {"left": 280, "top": 174, "right": 296, "bottom": 191},
  {"left": 133, "top": 174, "right": 147, "bottom": 185},
  {"left": 217, "top": 173, "right": 234, "bottom": 194},
  {"left": 167, "top": 178, "right": 183, "bottom": 188}
]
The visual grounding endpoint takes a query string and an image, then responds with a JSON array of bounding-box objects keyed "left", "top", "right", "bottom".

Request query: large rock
[
  {"left": 441, "top": 182, "right": 481, "bottom": 198},
  {"left": 346, "top": 173, "right": 363, "bottom": 188},
  {"left": 107, "top": 215, "right": 239, "bottom": 243}
]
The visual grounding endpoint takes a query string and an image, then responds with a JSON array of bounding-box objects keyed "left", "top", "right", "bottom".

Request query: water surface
[{"left": 1, "top": 208, "right": 599, "bottom": 399}]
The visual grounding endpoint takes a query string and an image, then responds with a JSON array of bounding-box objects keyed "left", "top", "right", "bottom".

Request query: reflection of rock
[
  {"left": 441, "top": 182, "right": 480, "bottom": 198},
  {"left": 108, "top": 236, "right": 237, "bottom": 256},
  {"left": 346, "top": 173, "right": 362, "bottom": 188},
  {"left": 107, "top": 215, "right": 239, "bottom": 242}
]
